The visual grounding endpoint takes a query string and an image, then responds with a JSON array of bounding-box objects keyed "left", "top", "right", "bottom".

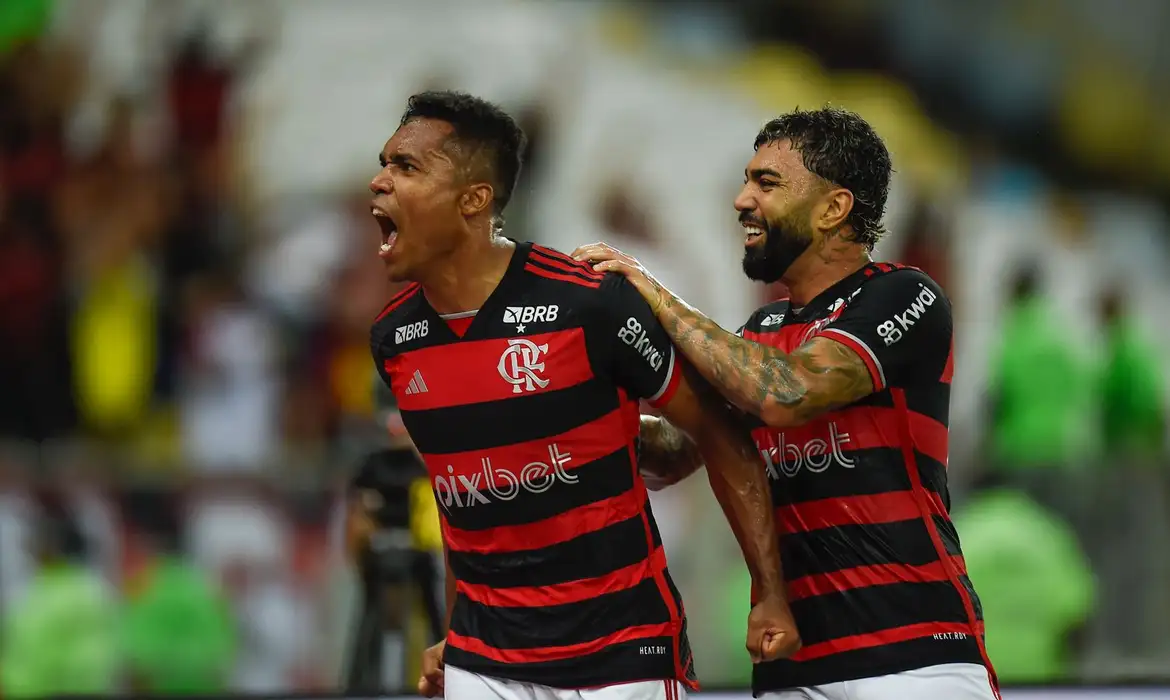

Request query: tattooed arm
[
  {"left": 638, "top": 414, "right": 703, "bottom": 490},
  {"left": 655, "top": 300, "right": 873, "bottom": 428},
  {"left": 575, "top": 244, "right": 952, "bottom": 429}
]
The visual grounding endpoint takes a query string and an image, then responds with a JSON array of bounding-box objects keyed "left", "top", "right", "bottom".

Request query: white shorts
[
  {"left": 444, "top": 665, "right": 689, "bottom": 700},
  {"left": 759, "top": 663, "right": 998, "bottom": 700}
]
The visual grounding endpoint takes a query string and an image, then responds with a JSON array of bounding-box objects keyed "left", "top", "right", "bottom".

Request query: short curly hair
[
  {"left": 400, "top": 91, "right": 527, "bottom": 216},
  {"left": 754, "top": 108, "right": 892, "bottom": 250}
]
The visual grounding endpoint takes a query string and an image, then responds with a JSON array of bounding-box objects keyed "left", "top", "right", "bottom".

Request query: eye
[
  {"left": 758, "top": 179, "right": 778, "bottom": 191},
  {"left": 398, "top": 161, "right": 417, "bottom": 172}
]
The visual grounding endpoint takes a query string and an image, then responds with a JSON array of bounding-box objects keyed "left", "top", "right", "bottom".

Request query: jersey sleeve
[
  {"left": 816, "top": 270, "right": 952, "bottom": 390},
  {"left": 594, "top": 273, "right": 682, "bottom": 407}
]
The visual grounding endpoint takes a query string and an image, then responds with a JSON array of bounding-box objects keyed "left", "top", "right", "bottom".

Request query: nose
[
  {"left": 733, "top": 185, "right": 755, "bottom": 213},
  {"left": 369, "top": 168, "right": 392, "bottom": 195}
]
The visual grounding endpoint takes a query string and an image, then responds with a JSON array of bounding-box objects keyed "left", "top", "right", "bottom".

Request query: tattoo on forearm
[
  {"left": 655, "top": 292, "right": 873, "bottom": 423},
  {"left": 639, "top": 415, "right": 701, "bottom": 478}
]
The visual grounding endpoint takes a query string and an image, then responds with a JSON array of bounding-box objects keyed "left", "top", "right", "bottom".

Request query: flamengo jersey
[
  {"left": 738, "top": 263, "right": 995, "bottom": 694},
  {"left": 370, "top": 241, "right": 698, "bottom": 690}
]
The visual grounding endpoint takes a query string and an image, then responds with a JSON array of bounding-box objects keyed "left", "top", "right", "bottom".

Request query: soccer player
[
  {"left": 368, "top": 91, "right": 799, "bottom": 700},
  {"left": 574, "top": 108, "right": 1000, "bottom": 700}
]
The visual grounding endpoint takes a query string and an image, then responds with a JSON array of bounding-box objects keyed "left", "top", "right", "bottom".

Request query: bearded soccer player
[
  {"left": 575, "top": 108, "right": 999, "bottom": 700},
  {"left": 368, "top": 91, "right": 798, "bottom": 700}
]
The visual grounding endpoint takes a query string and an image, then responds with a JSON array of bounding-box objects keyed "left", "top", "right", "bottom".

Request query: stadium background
[{"left": 2, "top": 0, "right": 1170, "bottom": 695}]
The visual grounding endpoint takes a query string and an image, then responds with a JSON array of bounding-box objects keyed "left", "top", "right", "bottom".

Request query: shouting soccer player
[
  {"left": 368, "top": 91, "right": 799, "bottom": 700},
  {"left": 575, "top": 108, "right": 999, "bottom": 700}
]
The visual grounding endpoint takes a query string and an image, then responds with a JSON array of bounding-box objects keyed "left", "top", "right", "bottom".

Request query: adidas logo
[{"left": 404, "top": 369, "right": 429, "bottom": 395}]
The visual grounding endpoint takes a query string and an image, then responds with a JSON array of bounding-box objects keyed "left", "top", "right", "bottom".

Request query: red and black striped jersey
[
  {"left": 737, "top": 263, "right": 995, "bottom": 693},
  {"left": 370, "top": 241, "right": 697, "bottom": 690}
]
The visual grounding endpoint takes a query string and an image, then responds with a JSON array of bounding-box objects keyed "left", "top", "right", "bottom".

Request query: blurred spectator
[
  {"left": 0, "top": 497, "right": 119, "bottom": 696},
  {"left": 986, "top": 263, "right": 1096, "bottom": 500},
  {"left": 122, "top": 525, "right": 236, "bottom": 694},
  {"left": 1097, "top": 284, "right": 1166, "bottom": 459},
  {"left": 954, "top": 486, "right": 1095, "bottom": 683}
]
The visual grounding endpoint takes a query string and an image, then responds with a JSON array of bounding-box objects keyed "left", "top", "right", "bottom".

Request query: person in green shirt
[
  {"left": 0, "top": 501, "right": 119, "bottom": 697},
  {"left": 953, "top": 485, "right": 1095, "bottom": 683},
  {"left": 121, "top": 528, "right": 237, "bottom": 694}
]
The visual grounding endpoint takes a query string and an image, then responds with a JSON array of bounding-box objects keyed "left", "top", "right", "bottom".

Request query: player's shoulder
[
  {"left": 740, "top": 297, "right": 793, "bottom": 335},
  {"left": 370, "top": 282, "right": 426, "bottom": 355},
  {"left": 523, "top": 242, "right": 632, "bottom": 308},
  {"left": 859, "top": 262, "right": 946, "bottom": 297}
]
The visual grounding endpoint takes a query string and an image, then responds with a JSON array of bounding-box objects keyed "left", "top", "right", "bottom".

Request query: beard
[{"left": 740, "top": 209, "right": 814, "bottom": 283}]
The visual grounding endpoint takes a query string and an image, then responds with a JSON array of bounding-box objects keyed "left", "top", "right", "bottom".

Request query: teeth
[
  {"left": 380, "top": 243, "right": 392, "bottom": 252},
  {"left": 744, "top": 226, "right": 764, "bottom": 235}
]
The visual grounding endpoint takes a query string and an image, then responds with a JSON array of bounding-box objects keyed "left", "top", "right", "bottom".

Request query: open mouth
[
  {"left": 742, "top": 222, "right": 765, "bottom": 246},
  {"left": 372, "top": 206, "right": 398, "bottom": 256}
]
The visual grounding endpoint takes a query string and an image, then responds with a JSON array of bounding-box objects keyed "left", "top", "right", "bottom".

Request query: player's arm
[
  {"left": 581, "top": 246, "right": 948, "bottom": 428},
  {"left": 657, "top": 363, "right": 787, "bottom": 598},
  {"left": 599, "top": 274, "right": 786, "bottom": 600},
  {"left": 441, "top": 543, "right": 455, "bottom": 631},
  {"left": 637, "top": 414, "right": 703, "bottom": 490}
]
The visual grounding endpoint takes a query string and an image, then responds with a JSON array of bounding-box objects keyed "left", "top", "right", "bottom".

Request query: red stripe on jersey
[
  {"left": 456, "top": 547, "right": 667, "bottom": 607},
  {"left": 818, "top": 328, "right": 885, "bottom": 391},
  {"left": 778, "top": 489, "right": 948, "bottom": 534},
  {"left": 374, "top": 283, "right": 421, "bottom": 322},
  {"left": 387, "top": 328, "right": 594, "bottom": 410},
  {"left": 791, "top": 621, "right": 983, "bottom": 661},
  {"left": 531, "top": 245, "right": 605, "bottom": 275},
  {"left": 893, "top": 388, "right": 998, "bottom": 691},
  {"left": 941, "top": 338, "right": 955, "bottom": 384},
  {"left": 742, "top": 325, "right": 807, "bottom": 351},
  {"left": 648, "top": 355, "right": 682, "bottom": 408},
  {"left": 529, "top": 247, "right": 605, "bottom": 280},
  {"left": 445, "top": 315, "right": 475, "bottom": 337},
  {"left": 786, "top": 554, "right": 968, "bottom": 602},
  {"left": 418, "top": 407, "right": 628, "bottom": 492},
  {"left": 447, "top": 622, "right": 675, "bottom": 665},
  {"left": 443, "top": 487, "right": 644, "bottom": 554},
  {"left": 754, "top": 406, "right": 948, "bottom": 470},
  {"left": 525, "top": 263, "right": 601, "bottom": 288}
]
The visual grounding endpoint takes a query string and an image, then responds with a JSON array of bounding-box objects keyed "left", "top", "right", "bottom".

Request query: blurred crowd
[{"left": 1, "top": 0, "right": 1169, "bottom": 694}]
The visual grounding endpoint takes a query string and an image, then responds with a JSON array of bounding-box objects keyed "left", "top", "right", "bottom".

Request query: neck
[
  {"left": 782, "top": 237, "right": 871, "bottom": 307},
  {"left": 420, "top": 229, "right": 515, "bottom": 315}
]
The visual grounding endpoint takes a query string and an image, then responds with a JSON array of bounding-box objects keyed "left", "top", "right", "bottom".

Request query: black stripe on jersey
[
  {"left": 854, "top": 385, "right": 950, "bottom": 427},
  {"left": 444, "top": 634, "right": 683, "bottom": 689},
  {"left": 526, "top": 256, "right": 604, "bottom": 285},
  {"left": 768, "top": 448, "right": 947, "bottom": 505},
  {"left": 453, "top": 578, "right": 671, "bottom": 650},
  {"left": 958, "top": 574, "right": 985, "bottom": 621},
  {"left": 401, "top": 377, "right": 620, "bottom": 454},
  {"left": 915, "top": 452, "right": 951, "bottom": 509},
  {"left": 754, "top": 634, "right": 985, "bottom": 691},
  {"left": 790, "top": 581, "right": 970, "bottom": 647},
  {"left": 781, "top": 519, "right": 938, "bottom": 580},
  {"left": 933, "top": 514, "right": 963, "bottom": 557},
  {"left": 445, "top": 447, "right": 634, "bottom": 531},
  {"left": 450, "top": 512, "right": 659, "bottom": 588}
]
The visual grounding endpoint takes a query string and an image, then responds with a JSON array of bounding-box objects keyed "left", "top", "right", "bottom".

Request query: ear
[
  {"left": 817, "top": 187, "right": 854, "bottom": 233},
  {"left": 460, "top": 183, "right": 494, "bottom": 218}
]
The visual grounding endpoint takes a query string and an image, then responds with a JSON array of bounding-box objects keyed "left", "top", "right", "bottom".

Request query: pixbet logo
[
  {"left": 433, "top": 444, "right": 577, "bottom": 510},
  {"left": 755, "top": 421, "right": 856, "bottom": 478},
  {"left": 498, "top": 338, "right": 550, "bottom": 393}
]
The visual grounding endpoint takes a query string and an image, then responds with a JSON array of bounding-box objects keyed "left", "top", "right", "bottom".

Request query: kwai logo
[
  {"left": 433, "top": 444, "right": 577, "bottom": 510},
  {"left": 755, "top": 422, "right": 856, "bottom": 478}
]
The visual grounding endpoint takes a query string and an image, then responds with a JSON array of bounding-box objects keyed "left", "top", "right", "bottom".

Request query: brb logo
[
  {"left": 755, "top": 421, "right": 856, "bottom": 478},
  {"left": 395, "top": 320, "right": 428, "bottom": 344},
  {"left": 498, "top": 338, "right": 550, "bottom": 393},
  {"left": 503, "top": 305, "right": 559, "bottom": 324},
  {"left": 433, "top": 444, "right": 577, "bottom": 510}
]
